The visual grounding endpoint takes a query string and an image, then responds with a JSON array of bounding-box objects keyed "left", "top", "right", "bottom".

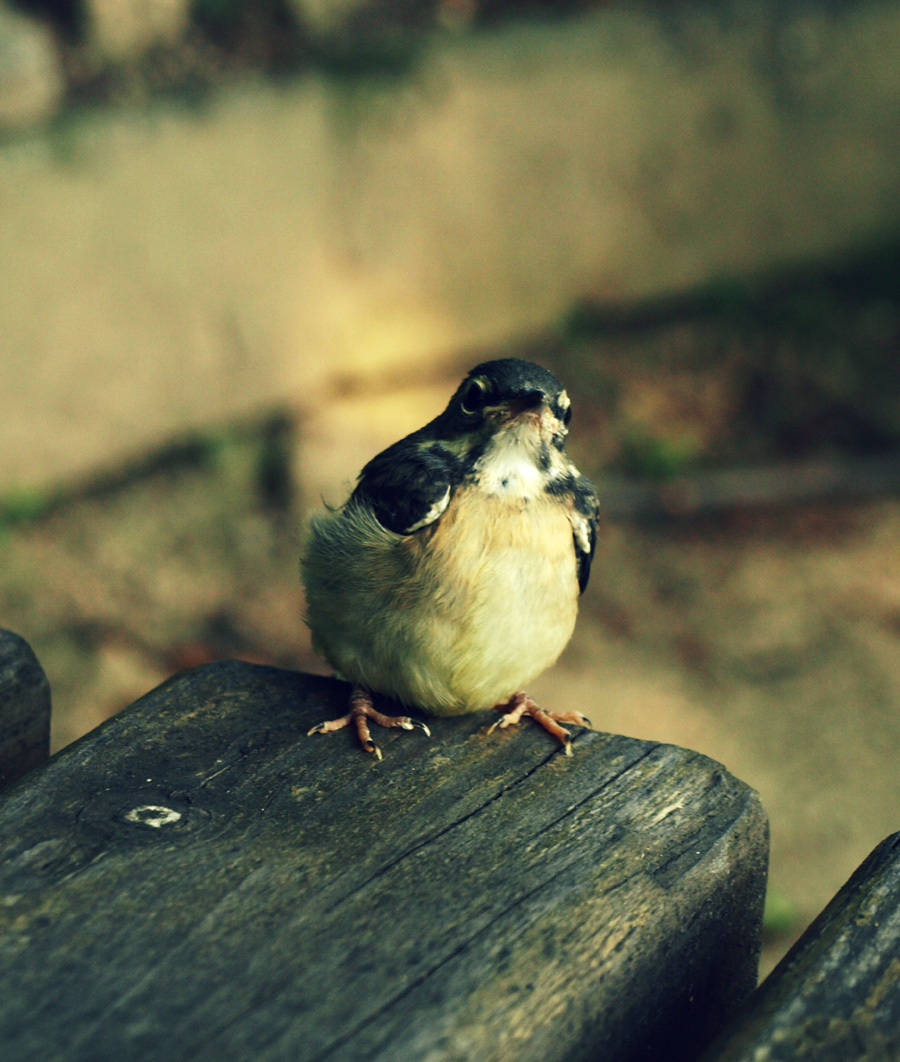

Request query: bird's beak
[{"left": 493, "top": 389, "right": 547, "bottom": 421}]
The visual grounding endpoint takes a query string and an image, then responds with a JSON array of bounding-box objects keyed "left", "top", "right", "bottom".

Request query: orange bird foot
[
  {"left": 487, "top": 691, "right": 592, "bottom": 757},
  {"left": 307, "top": 685, "right": 430, "bottom": 760}
]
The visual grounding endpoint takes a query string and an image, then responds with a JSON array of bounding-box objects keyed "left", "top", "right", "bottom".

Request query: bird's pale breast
[{"left": 304, "top": 487, "right": 579, "bottom": 715}]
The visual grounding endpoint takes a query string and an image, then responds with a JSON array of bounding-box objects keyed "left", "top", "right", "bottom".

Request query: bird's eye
[{"left": 460, "top": 377, "right": 491, "bottom": 416}]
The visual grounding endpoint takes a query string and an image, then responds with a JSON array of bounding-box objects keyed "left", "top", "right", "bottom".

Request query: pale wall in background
[{"left": 3, "top": 1, "right": 900, "bottom": 492}]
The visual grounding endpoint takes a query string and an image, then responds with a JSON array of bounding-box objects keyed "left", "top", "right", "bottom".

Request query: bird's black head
[{"left": 447, "top": 358, "right": 572, "bottom": 431}]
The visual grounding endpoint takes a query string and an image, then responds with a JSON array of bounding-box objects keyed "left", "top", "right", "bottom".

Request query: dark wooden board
[
  {"left": 0, "top": 629, "right": 51, "bottom": 789},
  {"left": 0, "top": 662, "right": 767, "bottom": 1062},
  {"left": 704, "top": 832, "right": 900, "bottom": 1061}
]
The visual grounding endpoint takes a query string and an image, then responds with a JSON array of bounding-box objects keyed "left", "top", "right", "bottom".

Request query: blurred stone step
[{"left": 3, "top": 0, "right": 900, "bottom": 495}]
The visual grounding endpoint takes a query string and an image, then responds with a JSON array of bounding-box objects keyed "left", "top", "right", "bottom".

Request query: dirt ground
[{"left": 3, "top": 386, "right": 900, "bottom": 978}]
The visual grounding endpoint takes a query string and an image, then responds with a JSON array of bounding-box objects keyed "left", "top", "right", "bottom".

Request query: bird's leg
[
  {"left": 307, "top": 685, "right": 430, "bottom": 760},
  {"left": 487, "top": 691, "right": 591, "bottom": 757}
]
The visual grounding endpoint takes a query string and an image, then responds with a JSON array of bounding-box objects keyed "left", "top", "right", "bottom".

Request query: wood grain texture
[
  {"left": 704, "top": 832, "right": 900, "bottom": 1061},
  {"left": 0, "top": 662, "right": 767, "bottom": 1062},
  {"left": 0, "top": 629, "right": 51, "bottom": 789}
]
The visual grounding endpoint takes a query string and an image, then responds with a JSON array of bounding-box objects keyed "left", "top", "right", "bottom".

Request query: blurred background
[{"left": 2, "top": 0, "right": 900, "bottom": 975}]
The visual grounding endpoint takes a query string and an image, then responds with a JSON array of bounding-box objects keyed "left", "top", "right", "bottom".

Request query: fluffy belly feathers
[{"left": 303, "top": 488, "right": 579, "bottom": 715}]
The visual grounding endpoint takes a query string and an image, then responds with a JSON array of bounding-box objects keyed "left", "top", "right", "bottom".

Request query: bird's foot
[
  {"left": 487, "top": 692, "right": 591, "bottom": 757},
  {"left": 307, "top": 686, "right": 430, "bottom": 760}
]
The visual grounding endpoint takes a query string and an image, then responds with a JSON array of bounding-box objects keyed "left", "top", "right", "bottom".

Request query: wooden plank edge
[
  {"left": 701, "top": 831, "right": 900, "bottom": 1060},
  {"left": 0, "top": 629, "right": 51, "bottom": 790}
]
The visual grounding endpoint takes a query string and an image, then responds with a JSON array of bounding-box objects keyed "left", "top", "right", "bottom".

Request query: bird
[{"left": 301, "top": 357, "right": 599, "bottom": 759}]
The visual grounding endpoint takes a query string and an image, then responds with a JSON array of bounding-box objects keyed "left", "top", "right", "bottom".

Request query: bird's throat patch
[{"left": 472, "top": 422, "right": 562, "bottom": 499}]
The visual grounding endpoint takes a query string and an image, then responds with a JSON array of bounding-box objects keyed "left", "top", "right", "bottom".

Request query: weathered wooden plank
[
  {"left": 703, "top": 832, "right": 900, "bottom": 1061},
  {"left": 0, "top": 662, "right": 767, "bottom": 1062},
  {"left": 0, "top": 629, "right": 51, "bottom": 789}
]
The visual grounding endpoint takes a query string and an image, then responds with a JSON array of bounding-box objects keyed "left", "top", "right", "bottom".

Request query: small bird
[{"left": 301, "top": 358, "right": 599, "bottom": 758}]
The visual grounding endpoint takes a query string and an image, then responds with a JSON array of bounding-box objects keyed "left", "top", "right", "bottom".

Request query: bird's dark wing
[
  {"left": 571, "top": 474, "right": 600, "bottom": 595},
  {"left": 352, "top": 441, "right": 462, "bottom": 536}
]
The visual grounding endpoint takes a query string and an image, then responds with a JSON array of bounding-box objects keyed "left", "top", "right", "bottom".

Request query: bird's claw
[
  {"left": 363, "top": 739, "right": 384, "bottom": 761},
  {"left": 487, "top": 694, "right": 591, "bottom": 753},
  {"left": 364, "top": 720, "right": 428, "bottom": 762},
  {"left": 399, "top": 718, "right": 432, "bottom": 736},
  {"left": 307, "top": 721, "right": 333, "bottom": 736},
  {"left": 307, "top": 692, "right": 431, "bottom": 758}
]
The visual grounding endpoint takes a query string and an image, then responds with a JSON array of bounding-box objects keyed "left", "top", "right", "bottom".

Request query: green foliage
[
  {"left": 195, "top": 428, "right": 240, "bottom": 469},
  {"left": 0, "top": 487, "right": 53, "bottom": 528},
  {"left": 191, "top": 0, "right": 251, "bottom": 27},
  {"left": 617, "top": 428, "right": 699, "bottom": 480},
  {"left": 762, "top": 887, "right": 800, "bottom": 937}
]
